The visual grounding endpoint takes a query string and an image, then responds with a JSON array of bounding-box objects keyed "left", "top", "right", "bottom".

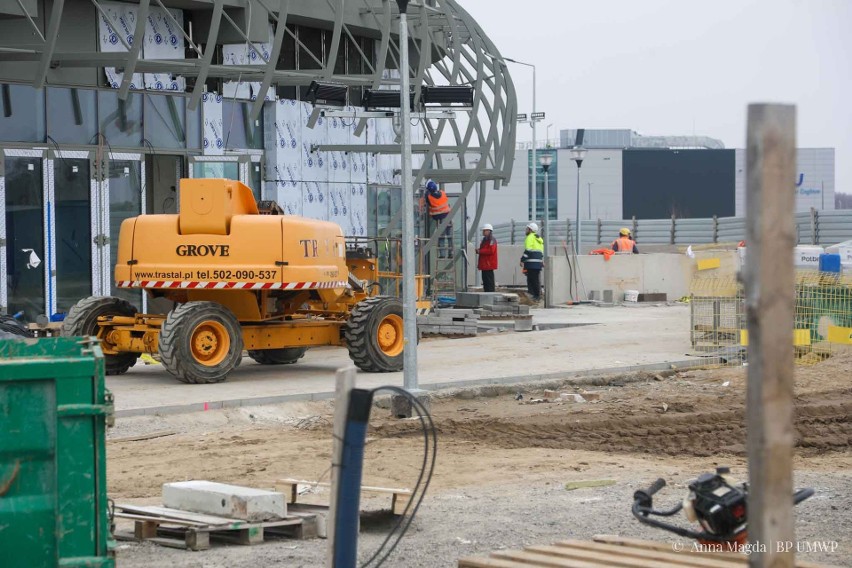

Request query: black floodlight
[
  {"left": 361, "top": 88, "right": 415, "bottom": 110},
  {"left": 516, "top": 113, "right": 528, "bottom": 122},
  {"left": 305, "top": 81, "right": 348, "bottom": 107},
  {"left": 420, "top": 85, "right": 473, "bottom": 106},
  {"left": 530, "top": 111, "right": 545, "bottom": 120}
]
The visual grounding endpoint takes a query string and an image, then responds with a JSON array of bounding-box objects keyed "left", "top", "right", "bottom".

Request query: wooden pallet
[
  {"left": 113, "top": 503, "right": 318, "bottom": 551},
  {"left": 276, "top": 478, "right": 412, "bottom": 516},
  {"left": 458, "top": 535, "right": 841, "bottom": 568}
]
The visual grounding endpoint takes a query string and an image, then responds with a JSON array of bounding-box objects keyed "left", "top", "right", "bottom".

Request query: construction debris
[{"left": 563, "top": 479, "right": 617, "bottom": 491}]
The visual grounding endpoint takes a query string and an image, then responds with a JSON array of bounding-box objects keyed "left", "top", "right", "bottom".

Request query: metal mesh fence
[
  {"left": 688, "top": 270, "right": 852, "bottom": 367},
  {"left": 491, "top": 210, "right": 852, "bottom": 247}
]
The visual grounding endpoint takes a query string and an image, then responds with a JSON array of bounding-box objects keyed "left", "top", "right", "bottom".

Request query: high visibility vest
[
  {"left": 521, "top": 232, "right": 544, "bottom": 269},
  {"left": 612, "top": 237, "right": 635, "bottom": 252},
  {"left": 428, "top": 191, "right": 450, "bottom": 216}
]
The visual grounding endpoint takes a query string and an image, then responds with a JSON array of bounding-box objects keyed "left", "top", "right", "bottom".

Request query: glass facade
[
  {"left": 144, "top": 94, "right": 188, "bottom": 149},
  {"left": 222, "top": 101, "right": 264, "bottom": 150},
  {"left": 0, "top": 22, "right": 401, "bottom": 321},
  {"left": 0, "top": 85, "right": 45, "bottom": 143},
  {"left": 528, "top": 149, "right": 558, "bottom": 221},
  {"left": 48, "top": 88, "right": 97, "bottom": 145},
  {"left": 98, "top": 91, "right": 144, "bottom": 147}
]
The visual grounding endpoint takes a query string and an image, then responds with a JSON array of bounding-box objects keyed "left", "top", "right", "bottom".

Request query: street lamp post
[
  {"left": 587, "top": 182, "right": 593, "bottom": 219},
  {"left": 499, "top": 57, "right": 539, "bottom": 224},
  {"left": 539, "top": 153, "right": 553, "bottom": 307},
  {"left": 397, "top": 0, "right": 418, "bottom": 395},
  {"left": 569, "top": 147, "right": 587, "bottom": 254}
]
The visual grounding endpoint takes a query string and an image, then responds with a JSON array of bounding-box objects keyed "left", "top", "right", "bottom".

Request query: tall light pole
[
  {"left": 587, "top": 182, "right": 593, "bottom": 219},
  {"left": 569, "top": 147, "right": 587, "bottom": 254},
  {"left": 397, "top": 0, "right": 418, "bottom": 395},
  {"left": 497, "top": 57, "right": 538, "bottom": 223},
  {"left": 539, "top": 153, "right": 553, "bottom": 307}
]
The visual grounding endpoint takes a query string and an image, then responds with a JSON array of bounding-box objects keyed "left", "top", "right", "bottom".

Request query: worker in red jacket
[{"left": 476, "top": 223, "right": 498, "bottom": 292}]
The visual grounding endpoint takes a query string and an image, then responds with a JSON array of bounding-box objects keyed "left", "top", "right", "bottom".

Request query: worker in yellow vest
[{"left": 520, "top": 222, "right": 544, "bottom": 303}]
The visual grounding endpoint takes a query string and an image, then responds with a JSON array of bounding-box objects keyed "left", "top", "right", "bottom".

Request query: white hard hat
[
  {"left": 481, "top": 223, "right": 493, "bottom": 231},
  {"left": 527, "top": 222, "right": 539, "bottom": 232}
]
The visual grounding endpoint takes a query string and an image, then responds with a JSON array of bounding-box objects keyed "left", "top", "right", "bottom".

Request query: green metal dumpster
[{"left": 0, "top": 337, "right": 114, "bottom": 568}]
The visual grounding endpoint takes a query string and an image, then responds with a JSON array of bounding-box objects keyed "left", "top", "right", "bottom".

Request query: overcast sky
[{"left": 459, "top": 0, "right": 851, "bottom": 194}]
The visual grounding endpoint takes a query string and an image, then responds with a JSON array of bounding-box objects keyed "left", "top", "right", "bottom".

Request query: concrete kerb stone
[{"left": 112, "top": 358, "right": 724, "bottom": 419}]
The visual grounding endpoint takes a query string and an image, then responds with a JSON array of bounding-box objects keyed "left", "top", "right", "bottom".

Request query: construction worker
[
  {"left": 520, "top": 222, "right": 544, "bottom": 303},
  {"left": 476, "top": 223, "right": 498, "bottom": 292},
  {"left": 612, "top": 228, "right": 639, "bottom": 254},
  {"left": 426, "top": 179, "right": 453, "bottom": 259}
]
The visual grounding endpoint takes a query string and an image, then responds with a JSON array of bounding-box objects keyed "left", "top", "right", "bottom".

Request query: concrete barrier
[{"left": 544, "top": 251, "right": 739, "bottom": 306}]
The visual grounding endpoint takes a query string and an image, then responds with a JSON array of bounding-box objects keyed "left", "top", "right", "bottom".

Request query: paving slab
[{"left": 107, "top": 305, "right": 695, "bottom": 417}]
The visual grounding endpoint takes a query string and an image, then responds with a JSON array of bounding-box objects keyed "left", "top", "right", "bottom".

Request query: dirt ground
[{"left": 109, "top": 354, "right": 852, "bottom": 567}]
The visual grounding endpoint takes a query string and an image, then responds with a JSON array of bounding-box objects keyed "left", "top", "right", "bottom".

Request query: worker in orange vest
[
  {"left": 426, "top": 180, "right": 453, "bottom": 259},
  {"left": 611, "top": 228, "right": 639, "bottom": 254}
]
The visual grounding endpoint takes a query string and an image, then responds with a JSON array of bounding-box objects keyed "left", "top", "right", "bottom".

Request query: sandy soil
[{"left": 109, "top": 355, "right": 852, "bottom": 567}]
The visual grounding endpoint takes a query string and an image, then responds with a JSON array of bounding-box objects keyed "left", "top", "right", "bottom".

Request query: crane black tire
[
  {"left": 344, "top": 296, "right": 405, "bottom": 372},
  {"left": 0, "top": 315, "right": 31, "bottom": 338},
  {"left": 61, "top": 296, "right": 139, "bottom": 376},
  {"left": 247, "top": 347, "right": 308, "bottom": 365},
  {"left": 159, "top": 302, "right": 243, "bottom": 384}
]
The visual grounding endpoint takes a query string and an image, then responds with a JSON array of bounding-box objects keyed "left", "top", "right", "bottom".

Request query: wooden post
[
  {"left": 327, "top": 366, "right": 356, "bottom": 568},
  {"left": 744, "top": 104, "right": 796, "bottom": 568}
]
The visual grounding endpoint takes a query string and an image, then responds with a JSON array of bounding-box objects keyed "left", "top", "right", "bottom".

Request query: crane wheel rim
[
  {"left": 190, "top": 320, "right": 230, "bottom": 366},
  {"left": 376, "top": 314, "right": 404, "bottom": 357}
]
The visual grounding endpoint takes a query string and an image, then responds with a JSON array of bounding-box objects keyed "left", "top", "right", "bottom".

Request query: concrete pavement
[{"left": 108, "top": 304, "right": 697, "bottom": 417}]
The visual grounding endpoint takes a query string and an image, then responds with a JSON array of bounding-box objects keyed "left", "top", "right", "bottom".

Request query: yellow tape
[
  {"left": 827, "top": 325, "right": 852, "bottom": 345},
  {"left": 740, "top": 329, "right": 812, "bottom": 346},
  {"left": 697, "top": 258, "right": 721, "bottom": 271}
]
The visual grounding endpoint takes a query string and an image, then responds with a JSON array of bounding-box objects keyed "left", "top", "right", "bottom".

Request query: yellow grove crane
[{"left": 61, "top": 178, "right": 428, "bottom": 384}]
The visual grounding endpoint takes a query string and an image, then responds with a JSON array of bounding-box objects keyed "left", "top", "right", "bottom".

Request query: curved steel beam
[
  {"left": 118, "top": 0, "right": 148, "bottom": 99},
  {"left": 251, "top": 0, "right": 291, "bottom": 119},
  {"left": 34, "top": 0, "right": 64, "bottom": 88},
  {"left": 322, "top": 0, "right": 345, "bottom": 79},
  {"left": 188, "top": 0, "right": 224, "bottom": 111}
]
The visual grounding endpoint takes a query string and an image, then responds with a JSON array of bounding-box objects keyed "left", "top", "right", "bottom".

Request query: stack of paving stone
[
  {"left": 455, "top": 292, "right": 530, "bottom": 317},
  {"left": 416, "top": 308, "right": 480, "bottom": 337}
]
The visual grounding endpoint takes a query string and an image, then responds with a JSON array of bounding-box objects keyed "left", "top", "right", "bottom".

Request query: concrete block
[
  {"left": 391, "top": 392, "right": 431, "bottom": 418},
  {"left": 514, "top": 316, "right": 533, "bottom": 332},
  {"left": 162, "top": 480, "right": 286, "bottom": 521},
  {"left": 517, "top": 305, "right": 530, "bottom": 315},
  {"left": 602, "top": 290, "right": 614, "bottom": 303}
]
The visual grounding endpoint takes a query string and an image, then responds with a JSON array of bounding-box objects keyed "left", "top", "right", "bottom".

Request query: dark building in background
[{"left": 622, "top": 149, "right": 736, "bottom": 219}]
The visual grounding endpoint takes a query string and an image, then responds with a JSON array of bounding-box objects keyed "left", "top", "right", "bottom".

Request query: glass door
[
  {"left": 52, "top": 152, "right": 95, "bottom": 314},
  {"left": 2, "top": 150, "right": 46, "bottom": 320},
  {"left": 104, "top": 153, "right": 144, "bottom": 309}
]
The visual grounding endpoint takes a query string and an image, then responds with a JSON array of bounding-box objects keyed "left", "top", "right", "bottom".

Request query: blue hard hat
[{"left": 426, "top": 179, "right": 438, "bottom": 192}]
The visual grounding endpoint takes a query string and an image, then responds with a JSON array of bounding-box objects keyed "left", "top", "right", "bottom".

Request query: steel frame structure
[{"left": 0, "top": 0, "right": 516, "bottom": 256}]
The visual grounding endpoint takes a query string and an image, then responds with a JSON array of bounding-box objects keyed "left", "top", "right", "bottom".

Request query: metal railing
[{"left": 490, "top": 209, "right": 852, "bottom": 247}]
